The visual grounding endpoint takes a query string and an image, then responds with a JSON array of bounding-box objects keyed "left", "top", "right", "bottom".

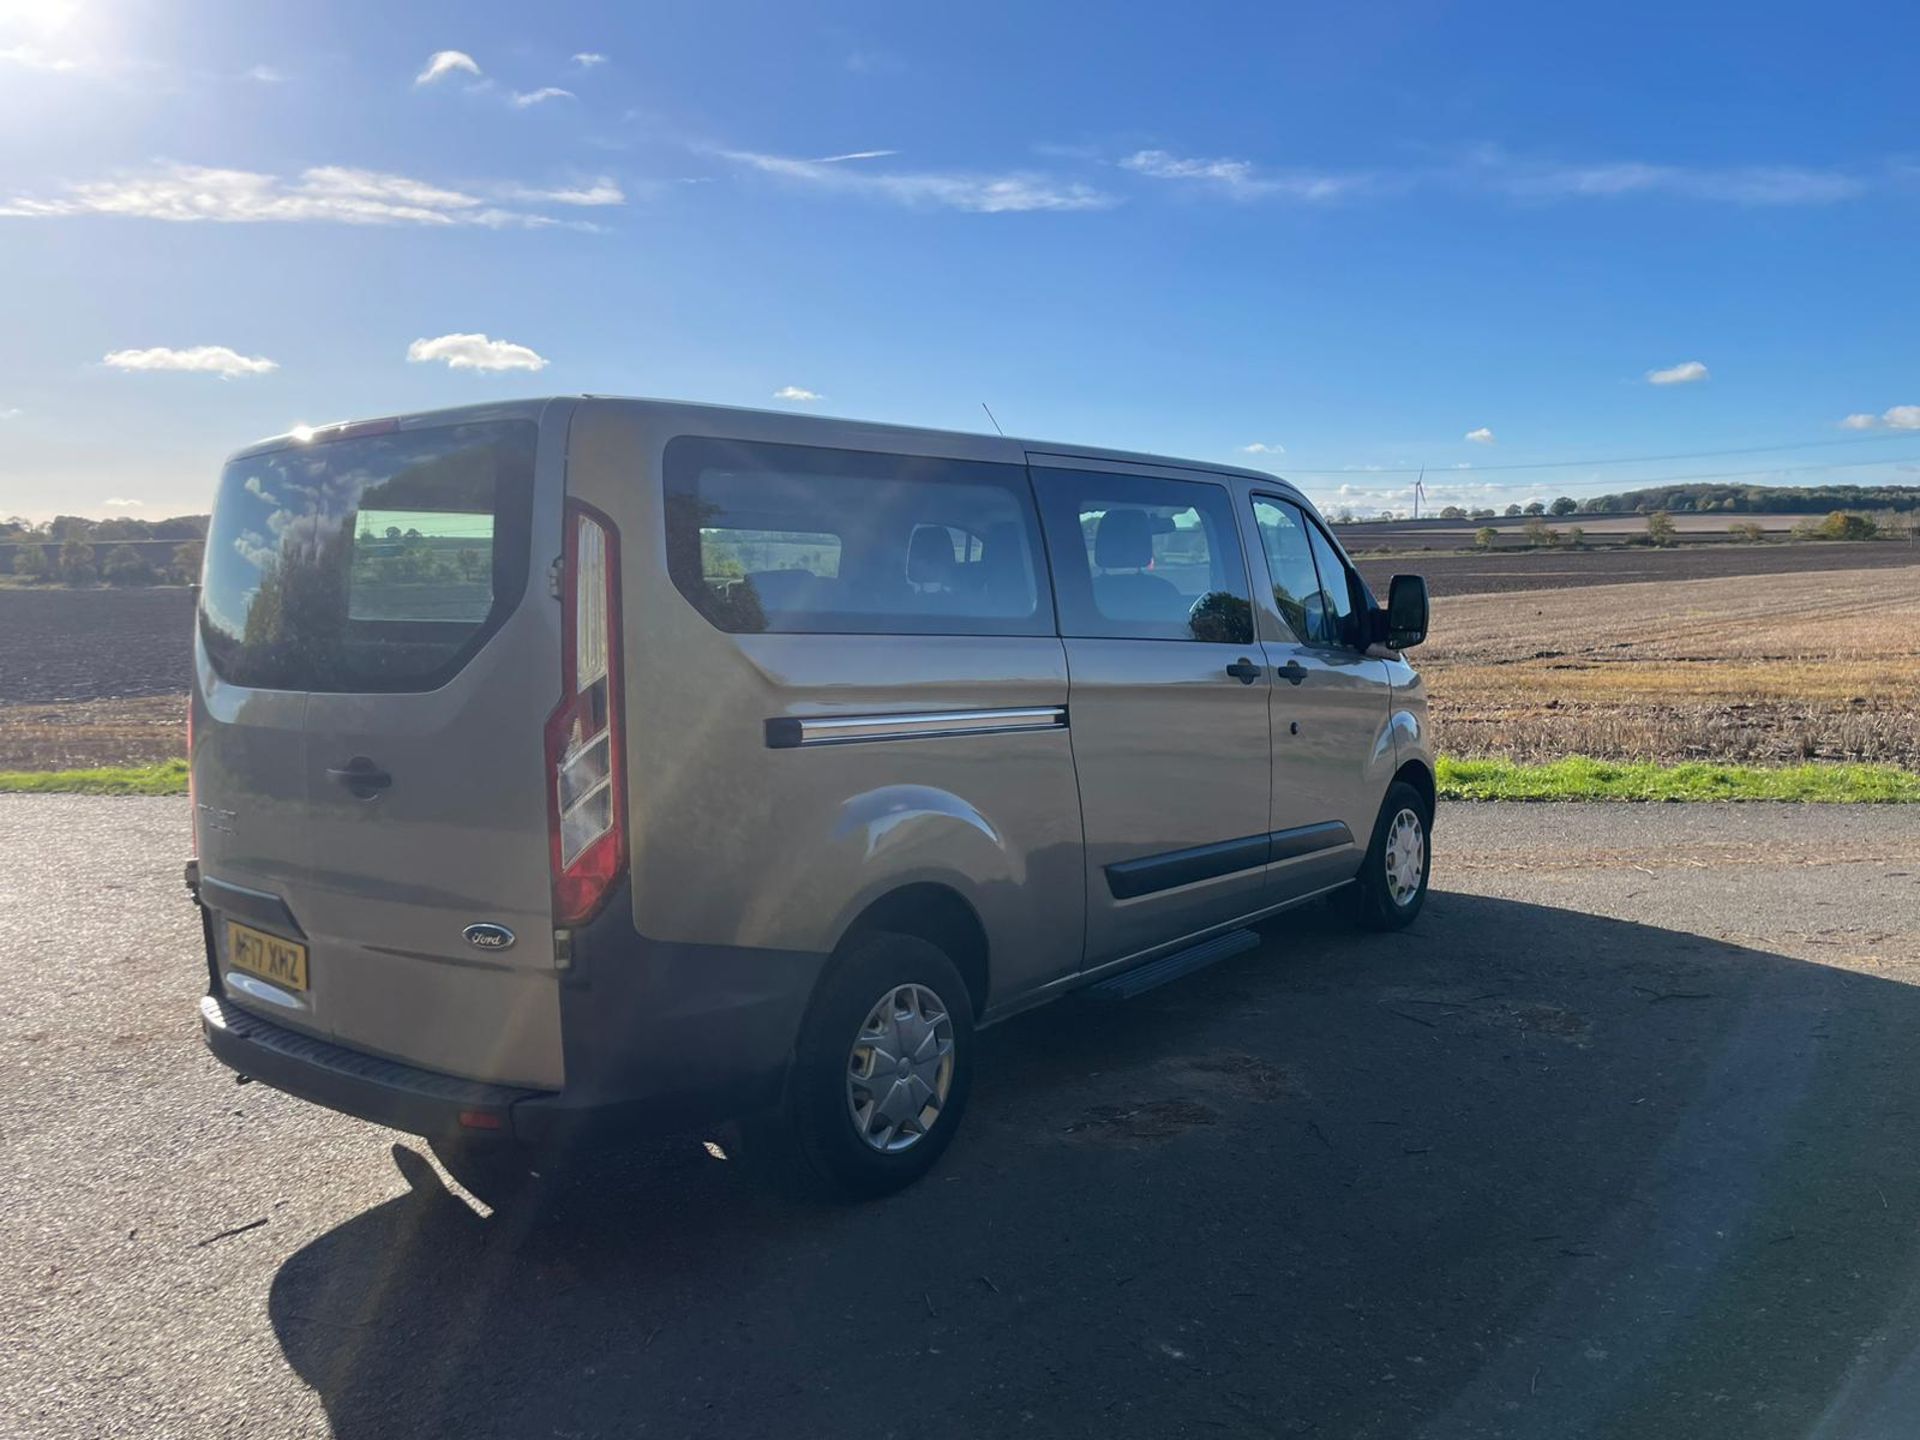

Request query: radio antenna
[{"left": 981, "top": 402, "right": 1005, "bottom": 436}]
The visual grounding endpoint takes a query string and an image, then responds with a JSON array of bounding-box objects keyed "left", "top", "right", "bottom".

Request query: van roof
[{"left": 227, "top": 394, "right": 1298, "bottom": 492}]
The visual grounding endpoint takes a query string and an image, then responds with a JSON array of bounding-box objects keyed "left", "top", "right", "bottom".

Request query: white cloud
[
  {"left": 572, "top": 52, "right": 607, "bottom": 68},
  {"left": 721, "top": 149, "right": 1113, "bottom": 213},
  {"left": 0, "top": 163, "right": 594, "bottom": 229},
  {"left": 1460, "top": 145, "right": 1868, "bottom": 206},
  {"left": 407, "top": 333, "right": 549, "bottom": 373},
  {"left": 1646, "top": 360, "right": 1710, "bottom": 385},
  {"left": 510, "top": 86, "right": 574, "bottom": 108},
  {"left": 1840, "top": 413, "right": 1879, "bottom": 429},
  {"left": 0, "top": 407, "right": 21, "bottom": 420},
  {"left": 1239, "top": 442, "right": 1285, "bottom": 455},
  {"left": 0, "top": 44, "right": 78, "bottom": 72},
  {"left": 415, "top": 50, "right": 481, "bottom": 85},
  {"left": 244, "top": 64, "right": 286, "bottom": 83},
  {"left": 1121, "top": 149, "right": 1369, "bottom": 202},
  {"left": 1464, "top": 427, "right": 1496, "bottom": 444},
  {"left": 773, "top": 385, "right": 823, "bottom": 402},
  {"left": 498, "top": 178, "right": 624, "bottom": 206},
  {"left": 812, "top": 150, "right": 899, "bottom": 164},
  {"left": 103, "top": 345, "right": 277, "bottom": 379},
  {"left": 1506, "top": 161, "right": 1860, "bottom": 205},
  {"left": 1886, "top": 405, "right": 1920, "bottom": 430},
  {"left": 102, "top": 497, "right": 143, "bottom": 508}
]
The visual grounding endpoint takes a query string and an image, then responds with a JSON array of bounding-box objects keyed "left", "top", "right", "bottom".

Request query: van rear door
[{"left": 193, "top": 404, "right": 569, "bottom": 1089}]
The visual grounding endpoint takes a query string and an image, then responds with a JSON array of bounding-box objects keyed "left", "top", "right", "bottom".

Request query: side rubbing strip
[
  {"left": 1269, "top": 820, "right": 1353, "bottom": 862},
  {"left": 1104, "top": 820, "right": 1355, "bottom": 900},
  {"left": 766, "top": 706, "right": 1067, "bottom": 749},
  {"left": 1106, "top": 834, "right": 1269, "bottom": 901}
]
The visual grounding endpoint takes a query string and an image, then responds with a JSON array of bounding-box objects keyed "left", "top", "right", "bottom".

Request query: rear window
[
  {"left": 199, "top": 420, "right": 536, "bottom": 692},
  {"left": 664, "top": 436, "right": 1050, "bottom": 636}
]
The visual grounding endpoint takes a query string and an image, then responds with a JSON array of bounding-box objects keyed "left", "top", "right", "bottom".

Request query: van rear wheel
[
  {"left": 781, "top": 931, "right": 975, "bottom": 1199},
  {"left": 1350, "top": 780, "right": 1432, "bottom": 931}
]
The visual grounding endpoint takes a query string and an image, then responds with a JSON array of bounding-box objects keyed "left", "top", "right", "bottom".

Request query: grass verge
[
  {"left": 1438, "top": 755, "right": 1920, "bottom": 803},
  {"left": 1, "top": 755, "right": 1915, "bottom": 803},
  {"left": 0, "top": 758, "right": 189, "bottom": 796}
]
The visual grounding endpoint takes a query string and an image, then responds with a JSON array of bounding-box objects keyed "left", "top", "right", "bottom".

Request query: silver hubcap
[
  {"left": 845, "top": 983, "right": 956, "bottom": 1153},
  {"left": 1384, "top": 808, "right": 1426, "bottom": 907}
]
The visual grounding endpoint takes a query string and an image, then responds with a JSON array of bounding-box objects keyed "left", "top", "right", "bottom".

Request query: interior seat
[{"left": 1090, "top": 510, "right": 1183, "bottom": 622}]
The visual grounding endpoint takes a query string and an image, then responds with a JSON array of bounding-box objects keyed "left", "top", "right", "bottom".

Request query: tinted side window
[
  {"left": 1251, "top": 498, "right": 1329, "bottom": 644},
  {"left": 1305, "top": 521, "right": 1361, "bottom": 648},
  {"left": 663, "top": 437, "right": 1049, "bottom": 636},
  {"left": 1253, "top": 496, "right": 1362, "bottom": 649},
  {"left": 1033, "top": 469, "right": 1253, "bottom": 644},
  {"left": 199, "top": 420, "right": 535, "bottom": 692}
]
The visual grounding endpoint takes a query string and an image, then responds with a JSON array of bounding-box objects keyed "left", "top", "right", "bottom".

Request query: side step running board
[{"left": 1084, "top": 928, "right": 1261, "bottom": 1002}]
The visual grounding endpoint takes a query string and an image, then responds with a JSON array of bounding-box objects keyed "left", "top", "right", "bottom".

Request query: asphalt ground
[{"left": 4, "top": 797, "right": 1920, "bottom": 1439}]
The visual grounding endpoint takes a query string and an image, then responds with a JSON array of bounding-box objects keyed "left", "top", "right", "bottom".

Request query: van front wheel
[
  {"left": 784, "top": 932, "right": 975, "bottom": 1198},
  {"left": 1351, "top": 781, "right": 1432, "bottom": 930}
]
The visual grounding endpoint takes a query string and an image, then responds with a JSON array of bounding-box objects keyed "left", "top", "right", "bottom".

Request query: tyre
[
  {"left": 781, "top": 931, "right": 975, "bottom": 1199},
  {"left": 1350, "top": 780, "right": 1432, "bottom": 931}
]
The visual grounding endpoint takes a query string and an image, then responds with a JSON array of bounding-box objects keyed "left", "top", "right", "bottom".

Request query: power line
[{"left": 1284, "top": 429, "right": 1920, "bottom": 477}]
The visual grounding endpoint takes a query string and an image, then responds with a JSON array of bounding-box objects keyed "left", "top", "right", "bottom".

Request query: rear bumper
[
  {"left": 201, "top": 993, "right": 539, "bottom": 1139},
  {"left": 196, "top": 878, "right": 829, "bottom": 1146}
]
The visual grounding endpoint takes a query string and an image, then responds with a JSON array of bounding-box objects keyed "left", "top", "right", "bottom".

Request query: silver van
[{"left": 189, "top": 397, "right": 1433, "bottom": 1196}]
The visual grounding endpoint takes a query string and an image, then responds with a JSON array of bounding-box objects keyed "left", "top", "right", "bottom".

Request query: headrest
[
  {"left": 907, "top": 526, "right": 956, "bottom": 585},
  {"left": 1093, "top": 509, "right": 1155, "bottom": 570}
]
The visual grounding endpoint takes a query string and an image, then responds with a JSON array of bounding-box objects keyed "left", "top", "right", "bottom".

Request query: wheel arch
[
  {"left": 831, "top": 882, "right": 991, "bottom": 1021},
  {"left": 1393, "top": 757, "right": 1436, "bottom": 818}
]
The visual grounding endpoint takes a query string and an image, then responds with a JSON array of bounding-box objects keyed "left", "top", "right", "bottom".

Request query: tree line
[
  {"left": 0, "top": 514, "right": 209, "bottom": 586},
  {"left": 1424, "top": 481, "right": 1920, "bottom": 522}
]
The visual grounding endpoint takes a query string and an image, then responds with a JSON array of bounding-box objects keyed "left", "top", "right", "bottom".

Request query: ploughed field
[
  {"left": 1349, "top": 536, "right": 1920, "bottom": 598},
  {"left": 1413, "top": 563, "right": 1920, "bottom": 768},
  {"left": 0, "top": 586, "right": 193, "bottom": 769},
  {"left": 3, "top": 547, "right": 1919, "bottom": 771}
]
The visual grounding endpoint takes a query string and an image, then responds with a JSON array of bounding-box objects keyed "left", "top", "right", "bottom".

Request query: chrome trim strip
[{"left": 766, "top": 706, "right": 1066, "bottom": 749}]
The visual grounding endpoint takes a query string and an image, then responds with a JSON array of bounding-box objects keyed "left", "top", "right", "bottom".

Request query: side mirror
[{"left": 1385, "top": 573, "right": 1429, "bottom": 650}]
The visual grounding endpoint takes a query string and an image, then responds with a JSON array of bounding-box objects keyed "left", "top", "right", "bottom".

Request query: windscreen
[{"left": 199, "top": 420, "right": 536, "bottom": 692}]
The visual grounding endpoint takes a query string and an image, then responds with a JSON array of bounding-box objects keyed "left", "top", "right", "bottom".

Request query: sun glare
[{"left": 0, "top": 0, "right": 84, "bottom": 36}]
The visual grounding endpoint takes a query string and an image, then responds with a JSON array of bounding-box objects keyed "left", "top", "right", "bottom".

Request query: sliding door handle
[
  {"left": 1225, "top": 658, "right": 1263, "bottom": 684},
  {"left": 327, "top": 758, "right": 392, "bottom": 799}
]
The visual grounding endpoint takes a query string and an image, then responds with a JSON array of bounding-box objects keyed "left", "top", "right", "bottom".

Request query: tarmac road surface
[{"left": 3, "top": 796, "right": 1920, "bottom": 1439}]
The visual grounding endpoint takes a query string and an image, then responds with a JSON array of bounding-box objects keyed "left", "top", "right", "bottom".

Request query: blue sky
[{"left": 2, "top": 0, "right": 1917, "bottom": 521}]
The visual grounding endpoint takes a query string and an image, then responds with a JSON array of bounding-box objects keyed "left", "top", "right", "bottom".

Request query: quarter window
[
  {"left": 1252, "top": 496, "right": 1363, "bottom": 648},
  {"left": 1033, "top": 470, "right": 1254, "bottom": 644},
  {"left": 663, "top": 437, "right": 1048, "bottom": 636}
]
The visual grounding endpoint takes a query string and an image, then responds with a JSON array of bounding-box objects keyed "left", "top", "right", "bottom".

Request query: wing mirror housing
[{"left": 1380, "top": 573, "right": 1429, "bottom": 650}]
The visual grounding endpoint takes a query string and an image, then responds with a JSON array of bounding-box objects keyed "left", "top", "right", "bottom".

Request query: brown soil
[
  {"left": 1421, "top": 564, "right": 1920, "bottom": 767},
  {"left": 1354, "top": 540, "right": 1920, "bottom": 599}
]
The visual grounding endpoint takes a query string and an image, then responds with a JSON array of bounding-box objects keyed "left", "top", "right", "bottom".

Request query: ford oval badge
[{"left": 463, "top": 923, "right": 516, "bottom": 951}]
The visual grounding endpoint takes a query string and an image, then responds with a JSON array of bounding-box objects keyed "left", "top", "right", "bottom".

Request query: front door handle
[
  {"left": 1225, "top": 658, "right": 1262, "bottom": 684},
  {"left": 327, "top": 758, "right": 392, "bottom": 799},
  {"left": 1275, "top": 660, "right": 1308, "bottom": 686}
]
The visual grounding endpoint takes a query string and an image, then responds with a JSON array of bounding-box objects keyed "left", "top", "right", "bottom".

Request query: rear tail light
[{"left": 544, "top": 503, "right": 626, "bottom": 926}]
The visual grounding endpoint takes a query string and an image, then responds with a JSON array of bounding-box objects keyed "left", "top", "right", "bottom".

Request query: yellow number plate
[{"left": 227, "top": 921, "right": 309, "bottom": 993}]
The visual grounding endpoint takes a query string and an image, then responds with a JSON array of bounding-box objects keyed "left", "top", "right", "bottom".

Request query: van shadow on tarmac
[{"left": 269, "top": 892, "right": 1920, "bottom": 1440}]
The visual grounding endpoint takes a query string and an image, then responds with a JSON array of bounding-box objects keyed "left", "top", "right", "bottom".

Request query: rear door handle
[
  {"left": 1225, "top": 658, "right": 1263, "bottom": 684},
  {"left": 1275, "top": 660, "right": 1308, "bottom": 686},
  {"left": 327, "top": 758, "right": 392, "bottom": 798}
]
